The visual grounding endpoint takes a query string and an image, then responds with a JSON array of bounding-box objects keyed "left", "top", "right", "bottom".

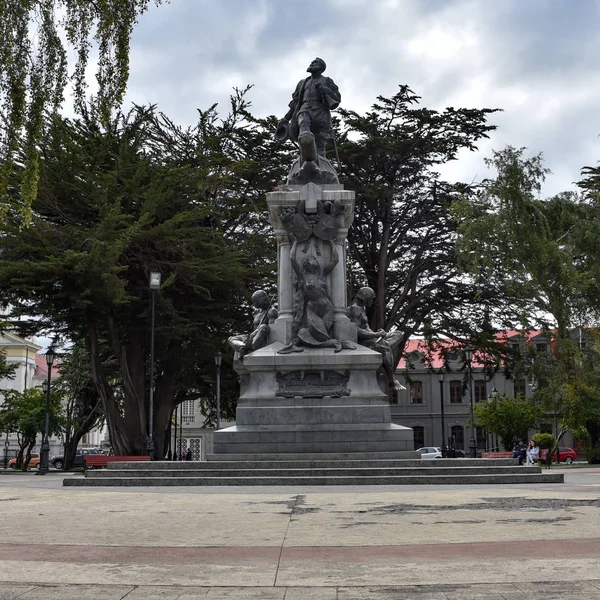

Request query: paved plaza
[{"left": 0, "top": 466, "right": 599, "bottom": 599}]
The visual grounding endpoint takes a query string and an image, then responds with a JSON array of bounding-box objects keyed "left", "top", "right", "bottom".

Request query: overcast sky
[{"left": 114, "top": 0, "right": 600, "bottom": 197}]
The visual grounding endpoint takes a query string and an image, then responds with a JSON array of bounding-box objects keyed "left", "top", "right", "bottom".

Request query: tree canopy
[
  {"left": 0, "top": 0, "right": 165, "bottom": 221},
  {"left": 335, "top": 86, "right": 508, "bottom": 364},
  {"left": 0, "top": 95, "right": 287, "bottom": 457}
]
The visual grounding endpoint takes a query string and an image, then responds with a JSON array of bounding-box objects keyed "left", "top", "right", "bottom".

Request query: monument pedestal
[
  {"left": 215, "top": 180, "right": 414, "bottom": 457},
  {"left": 213, "top": 343, "right": 413, "bottom": 455}
]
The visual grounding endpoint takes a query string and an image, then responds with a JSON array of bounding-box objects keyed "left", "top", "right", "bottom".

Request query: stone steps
[
  {"left": 65, "top": 473, "right": 563, "bottom": 486},
  {"left": 206, "top": 451, "right": 419, "bottom": 461},
  {"left": 109, "top": 458, "right": 517, "bottom": 469},
  {"left": 83, "top": 466, "right": 536, "bottom": 478},
  {"left": 63, "top": 457, "right": 564, "bottom": 487}
]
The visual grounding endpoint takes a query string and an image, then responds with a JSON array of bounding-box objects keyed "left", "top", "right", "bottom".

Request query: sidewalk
[{"left": 0, "top": 467, "right": 599, "bottom": 599}]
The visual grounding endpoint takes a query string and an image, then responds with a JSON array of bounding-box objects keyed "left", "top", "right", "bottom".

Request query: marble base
[{"left": 213, "top": 343, "right": 414, "bottom": 455}]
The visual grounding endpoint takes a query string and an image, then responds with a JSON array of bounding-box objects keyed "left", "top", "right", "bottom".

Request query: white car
[{"left": 416, "top": 446, "right": 442, "bottom": 459}]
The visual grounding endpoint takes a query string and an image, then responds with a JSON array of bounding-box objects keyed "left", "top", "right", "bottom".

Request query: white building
[
  {"left": 0, "top": 332, "right": 106, "bottom": 461},
  {"left": 392, "top": 332, "right": 577, "bottom": 453}
]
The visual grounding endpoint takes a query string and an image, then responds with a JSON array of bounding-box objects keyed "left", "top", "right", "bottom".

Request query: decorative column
[{"left": 266, "top": 184, "right": 356, "bottom": 345}]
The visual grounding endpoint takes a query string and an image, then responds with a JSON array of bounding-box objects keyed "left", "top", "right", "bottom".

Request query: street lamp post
[
  {"left": 489, "top": 386, "right": 499, "bottom": 452},
  {"left": 148, "top": 271, "right": 161, "bottom": 461},
  {"left": 464, "top": 345, "right": 477, "bottom": 458},
  {"left": 172, "top": 405, "right": 178, "bottom": 461},
  {"left": 39, "top": 346, "right": 56, "bottom": 475},
  {"left": 215, "top": 351, "right": 222, "bottom": 430},
  {"left": 179, "top": 402, "right": 183, "bottom": 460},
  {"left": 437, "top": 370, "right": 447, "bottom": 458}
]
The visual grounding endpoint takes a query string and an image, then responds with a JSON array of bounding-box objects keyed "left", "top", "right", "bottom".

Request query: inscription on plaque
[{"left": 276, "top": 370, "right": 350, "bottom": 398}]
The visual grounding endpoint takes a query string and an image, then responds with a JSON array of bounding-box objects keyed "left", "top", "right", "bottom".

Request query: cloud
[{"left": 123, "top": 0, "right": 600, "bottom": 196}]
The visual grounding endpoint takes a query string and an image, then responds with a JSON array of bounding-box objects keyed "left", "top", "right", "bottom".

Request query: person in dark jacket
[
  {"left": 512, "top": 440, "right": 527, "bottom": 465},
  {"left": 185, "top": 448, "right": 193, "bottom": 461}
]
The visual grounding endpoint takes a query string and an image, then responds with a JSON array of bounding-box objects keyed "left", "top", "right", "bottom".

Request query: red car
[
  {"left": 8, "top": 453, "right": 40, "bottom": 470},
  {"left": 539, "top": 447, "right": 577, "bottom": 464}
]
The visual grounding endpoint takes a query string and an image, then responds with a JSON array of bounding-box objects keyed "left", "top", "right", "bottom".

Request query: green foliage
[
  {"left": 336, "top": 86, "right": 507, "bottom": 365},
  {"left": 0, "top": 323, "right": 18, "bottom": 382},
  {"left": 54, "top": 343, "right": 104, "bottom": 469},
  {"left": 0, "top": 349, "right": 16, "bottom": 382},
  {"left": 454, "top": 146, "right": 592, "bottom": 336},
  {"left": 0, "top": 94, "right": 287, "bottom": 456},
  {"left": 0, "top": 386, "right": 63, "bottom": 468},
  {"left": 456, "top": 146, "right": 600, "bottom": 445},
  {"left": 532, "top": 433, "right": 554, "bottom": 449},
  {"left": 584, "top": 444, "right": 600, "bottom": 464},
  {"left": 473, "top": 392, "right": 542, "bottom": 450},
  {"left": 0, "top": 0, "right": 165, "bottom": 221}
]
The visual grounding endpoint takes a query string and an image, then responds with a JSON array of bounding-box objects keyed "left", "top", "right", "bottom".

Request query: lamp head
[
  {"left": 45, "top": 346, "right": 56, "bottom": 367},
  {"left": 464, "top": 345, "right": 473, "bottom": 362},
  {"left": 149, "top": 272, "right": 161, "bottom": 290}
]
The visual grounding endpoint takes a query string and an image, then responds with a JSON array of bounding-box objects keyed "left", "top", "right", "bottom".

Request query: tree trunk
[
  {"left": 88, "top": 323, "right": 133, "bottom": 455},
  {"left": 63, "top": 398, "right": 103, "bottom": 470},
  {"left": 63, "top": 436, "right": 79, "bottom": 471},
  {"left": 375, "top": 198, "right": 392, "bottom": 331},
  {"left": 23, "top": 439, "right": 36, "bottom": 470},
  {"left": 152, "top": 375, "right": 177, "bottom": 460},
  {"left": 109, "top": 318, "right": 147, "bottom": 456}
]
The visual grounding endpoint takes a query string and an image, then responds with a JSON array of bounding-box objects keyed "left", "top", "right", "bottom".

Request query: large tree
[
  {"left": 54, "top": 344, "right": 105, "bottom": 469},
  {"left": 0, "top": 0, "right": 165, "bottom": 221},
  {"left": 0, "top": 97, "right": 287, "bottom": 457},
  {"left": 336, "top": 86, "right": 504, "bottom": 360},
  {"left": 455, "top": 146, "right": 600, "bottom": 451}
]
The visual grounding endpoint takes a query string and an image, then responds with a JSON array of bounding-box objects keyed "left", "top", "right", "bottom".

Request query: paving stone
[
  {"left": 18, "top": 584, "right": 134, "bottom": 600},
  {"left": 284, "top": 587, "right": 338, "bottom": 599},
  {"left": 514, "top": 580, "right": 600, "bottom": 594},
  {"left": 337, "top": 587, "right": 447, "bottom": 599},
  {"left": 204, "top": 588, "right": 285, "bottom": 599},
  {"left": 125, "top": 586, "right": 209, "bottom": 599},
  {"left": 0, "top": 585, "right": 37, "bottom": 600}
]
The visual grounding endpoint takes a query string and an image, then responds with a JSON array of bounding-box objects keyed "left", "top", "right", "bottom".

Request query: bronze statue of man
[
  {"left": 228, "top": 290, "right": 277, "bottom": 359},
  {"left": 348, "top": 287, "right": 404, "bottom": 392},
  {"left": 277, "top": 57, "right": 341, "bottom": 158}
]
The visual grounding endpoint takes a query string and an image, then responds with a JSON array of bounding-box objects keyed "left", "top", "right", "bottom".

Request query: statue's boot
[{"left": 298, "top": 131, "right": 318, "bottom": 163}]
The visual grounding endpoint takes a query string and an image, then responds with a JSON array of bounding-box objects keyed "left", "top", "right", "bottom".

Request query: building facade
[
  {"left": 0, "top": 333, "right": 106, "bottom": 461},
  {"left": 391, "top": 332, "right": 576, "bottom": 453}
]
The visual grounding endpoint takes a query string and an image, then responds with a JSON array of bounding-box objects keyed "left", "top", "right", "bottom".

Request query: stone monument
[{"left": 214, "top": 59, "right": 413, "bottom": 455}]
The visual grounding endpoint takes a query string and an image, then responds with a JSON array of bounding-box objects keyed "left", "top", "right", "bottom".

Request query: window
[
  {"left": 449, "top": 380, "right": 463, "bottom": 403},
  {"left": 181, "top": 400, "right": 196, "bottom": 424},
  {"left": 474, "top": 380, "right": 486, "bottom": 403},
  {"left": 410, "top": 381, "right": 423, "bottom": 404},
  {"left": 535, "top": 343, "right": 547, "bottom": 353},
  {"left": 476, "top": 427, "right": 486, "bottom": 450},
  {"left": 513, "top": 379, "right": 526, "bottom": 397},
  {"left": 412, "top": 426, "right": 424, "bottom": 449},
  {"left": 450, "top": 425, "right": 464, "bottom": 449}
]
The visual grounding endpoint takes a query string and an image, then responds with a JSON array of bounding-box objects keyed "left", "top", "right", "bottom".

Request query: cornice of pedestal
[{"left": 267, "top": 182, "right": 355, "bottom": 231}]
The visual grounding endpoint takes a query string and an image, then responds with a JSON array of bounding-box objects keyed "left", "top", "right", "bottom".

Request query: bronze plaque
[{"left": 276, "top": 370, "right": 350, "bottom": 398}]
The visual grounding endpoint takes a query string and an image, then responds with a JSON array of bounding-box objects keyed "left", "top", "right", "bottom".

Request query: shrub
[
  {"left": 584, "top": 445, "right": 600, "bottom": 465},
  {"left": 532, "top": 433, "right": 554, "bottom": 449}
]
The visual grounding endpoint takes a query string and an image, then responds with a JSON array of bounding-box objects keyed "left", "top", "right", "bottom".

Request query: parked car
[
  {"left": 51, "top": 448, "right": 101, "bottom": 470},
  {"left": 416, "top": 446, "right": 442, "bottom": 459},
  {"left": 8, "top": 453, "right": 40, "bottom": 470},
  {"left": 539, "top": 447, "right": 577, "bottom": 464}
]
